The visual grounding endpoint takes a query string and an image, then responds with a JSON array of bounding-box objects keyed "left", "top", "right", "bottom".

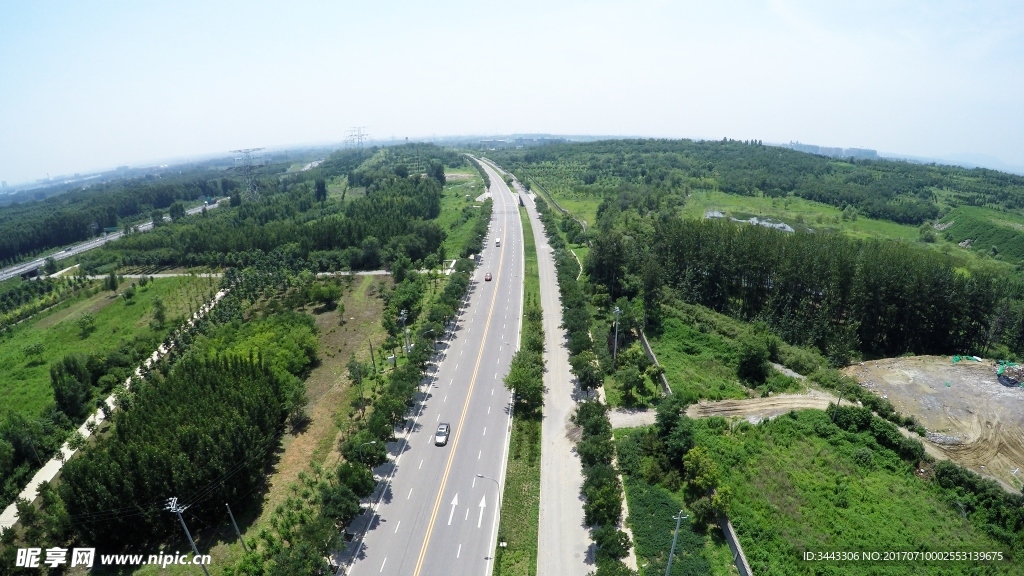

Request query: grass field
[
  {"left": 494, "top": 207, "right": 542, "bottom": 576},
  {"left": 519, "top": 168, "right": 1018, "bottom": 276},
  {"left": 520, "top": 207, "right": 539, "bottom": 303},
  {"left": 645, "top": 306, "right": 750, "bottom": 402},
  {"left": 700, "top": 411, "right": 1017, "bottom": 575},
  {"left": 439, "top": 166, "right": 486, "bottom": 258},
  {"left": 0, "top": 275, "right": 213, "bottom": 417},
  {"left": 941, "top": 205, "right": 1024, "bottom": 264},
  {"left": 643, "top": 301, "right": 820, "bottom": 403}
]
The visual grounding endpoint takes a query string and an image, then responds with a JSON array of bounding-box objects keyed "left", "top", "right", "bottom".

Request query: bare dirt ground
[
  {"left": 684, "top": 389, "right": 843, "bottom": 423},
  {"left": 845, "top": 355, "right": 1024, "bottom": 492}
]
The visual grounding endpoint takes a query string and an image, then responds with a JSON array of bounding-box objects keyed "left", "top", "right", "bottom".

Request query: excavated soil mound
[{"left": 845, "top": 356, "right": 1024, "bottom": 492}]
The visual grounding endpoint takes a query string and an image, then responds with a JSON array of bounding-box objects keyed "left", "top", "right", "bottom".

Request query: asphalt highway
[
  {"left": 0, "top": 199, "right": 221, "bottom": 282},
  {"left": 347, "top": 161, "right": 524, "bottom": 576}
]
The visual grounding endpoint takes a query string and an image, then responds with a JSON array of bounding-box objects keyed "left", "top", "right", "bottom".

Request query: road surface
[
  {"left": 342, "top": 160, "right": 524, "bottom": 576},
  {"left": 0, "top": 200, "right": 222, "bottom": 282}
]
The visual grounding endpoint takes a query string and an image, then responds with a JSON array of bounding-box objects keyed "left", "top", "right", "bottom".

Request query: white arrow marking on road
[
  {"left": 478, "top": 496, "right": 487, "bottom": 528},
  {"left": 448, "top": 494, "right": 459, "bottom": 525}
]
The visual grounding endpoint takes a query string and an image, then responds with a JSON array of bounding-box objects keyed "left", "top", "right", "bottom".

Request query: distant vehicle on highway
[
  {"left": 484, "top": 272, "right": 492, "bottom": 281},
  {"left": 495, "top": 238, "right": 501, "bottom": 247},
  {"left": 435, "top": 423, "right": 451, "bottom": 446}
]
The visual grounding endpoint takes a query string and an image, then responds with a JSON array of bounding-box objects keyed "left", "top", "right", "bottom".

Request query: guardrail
[
  {"left": 635, "top": 329, "right": 671, "bottom": 396},
  {"left": 718, "top": 511, "right": 754, "bottom": 576}
]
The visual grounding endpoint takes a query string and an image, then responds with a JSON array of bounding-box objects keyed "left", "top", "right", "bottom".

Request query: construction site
[{"left": 844, "top": 355, "right": 1024, "bottom": 493}]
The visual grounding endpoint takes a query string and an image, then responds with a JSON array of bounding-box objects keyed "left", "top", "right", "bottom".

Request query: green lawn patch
[
  {"left": 494, "top": 414, "right": 541, "bottom": 576},
  {"left": 0, "top": 275, "right": 213, "bottom": 417},
  {"left": 699, "top": 411, "right": 1018, "bottom": 575},
  {"left": 520, "top": 207, "right": 539, "bottom": 303},
  {"left": 494, "top": 205, "right": 542, "bottom": 576},
  {"left": 439, "top": 167, "right": 486, "bottom": 259},
  {"left": 941, "top": 205, "right": 1024, "bottom": 264},
  {"left": 645, "top": 301, "right": 821, "bottom": 402}
]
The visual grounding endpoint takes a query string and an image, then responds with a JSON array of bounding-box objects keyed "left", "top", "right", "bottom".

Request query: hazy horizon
[{"left": 2, "top": 0, "right": 1023, "bottom": 184}]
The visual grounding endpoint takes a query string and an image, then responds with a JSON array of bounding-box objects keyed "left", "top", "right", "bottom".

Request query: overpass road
[
  {"left": 0, "top": 199, "right": 222, "bottom": 282},
  {"left": 345, "top": 160, "right": 524, "bottom": 576}
]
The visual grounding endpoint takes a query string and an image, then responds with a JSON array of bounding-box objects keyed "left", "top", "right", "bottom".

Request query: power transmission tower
[
  {"left": 230, "top": 147, "right": 264, "bottom": 200},
  {"left": 346, "top": 127, "right": 370, "bottom": 149},
  {"left": 165, "top": 497, "right": 212, "bottom": 576}
]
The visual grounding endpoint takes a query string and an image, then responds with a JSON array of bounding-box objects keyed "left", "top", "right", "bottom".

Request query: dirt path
[{"left": 684, "top": 389, "right": 842, "bottom": 423}]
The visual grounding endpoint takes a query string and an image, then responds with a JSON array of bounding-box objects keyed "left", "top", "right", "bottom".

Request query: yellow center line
[{"left": 411, "top": 169, "right": 509, "bottom": 576}]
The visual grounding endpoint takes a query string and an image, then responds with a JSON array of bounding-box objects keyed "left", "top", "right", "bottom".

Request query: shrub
[{"left": 737, "top": 333, "right": 771, "bottom": 383}]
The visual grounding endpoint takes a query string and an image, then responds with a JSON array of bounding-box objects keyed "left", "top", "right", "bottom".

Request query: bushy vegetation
[
  {"left": 57, "top": 356, "right": 293, "bottom": 546},
  {"left": 0, "top": 171, "right": 221, "bottom": 265},
  {"left": 70, "top": 144, "right": 462, "bottom": 275},
  {"left": 0, "top": 276, "right": 213, "bottom": 510},
  {"left": 503, "top": 300, "right": 545, "bottom": 413},
  {"left": 492, "top": 139, "right": 1024, "bottom": 227},
  {"left": 492, "top": 140, "right": 1024, "bottom": 368},
  {"left": 467, "top": 155, "right": 491, "bottom": 189},
  {"left": 0, "top": 276, "right": 93, "bottom": 332},
  {"left": 495, "top": 208, "right": 543, "bottom": 576},
  {"left": 618, "top": 404, "right": 1021, "bottom": 575},
  {"left": 941, "top": 205, "right": 1024, "bottom": 263}
]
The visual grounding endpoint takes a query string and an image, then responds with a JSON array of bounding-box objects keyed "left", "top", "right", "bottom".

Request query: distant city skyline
[{"left": 2, "top": 1, "right": 1023, "bottom": 184}]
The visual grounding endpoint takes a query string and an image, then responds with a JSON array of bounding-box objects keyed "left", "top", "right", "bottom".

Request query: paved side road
[
  {"left": 517, "top": 178, "right": 594, "bottom": 575},
  {"left": 0, "top": 199, "right": 222, "bottom": 282}
]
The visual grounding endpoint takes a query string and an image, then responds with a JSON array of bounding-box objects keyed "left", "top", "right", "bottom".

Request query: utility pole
[
  {"left": 613, "top": 306, "right": 622, "bottom": 370},
  {"left": 832, "top": 385, "right": 845, "bottom": 423},
  {"left": 399, "top": 309, "right": 408, "bottom": 357},
  {"left": 665, "top": 510, "right": 689, "bottom": 576},
  {"left": 165, "top": 498, "right": 211, "bottom": 576},
  {"left": 368, "top": 339, "right": 378, "bottom": 374},
  {"left": 225, "top": 503, "right": 249, "bottom": 553}
]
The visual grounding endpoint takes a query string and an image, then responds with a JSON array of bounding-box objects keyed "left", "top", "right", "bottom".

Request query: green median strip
[{"left": 493, "top": 206, "right": 543, "bottom": 576}]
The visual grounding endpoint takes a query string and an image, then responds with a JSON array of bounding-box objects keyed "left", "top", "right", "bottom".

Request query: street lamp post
[
  {"left": 399, "top": 309, "right": 408, "bottom": 356},
  {"left": 476, "top": 473, "right": 502, "bottom": 530},
  {"left": 613, "top": 306, "right": 622, "bottom": 369},
  {"left": 665, "top": 510, "right": 689, "bottom": 576},
  {"left": 358, "top": 441, "right": 377, "bottom": 465}
]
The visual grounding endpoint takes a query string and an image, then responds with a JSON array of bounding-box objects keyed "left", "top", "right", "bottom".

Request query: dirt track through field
[
  {"left": 608, "top": 390, "right": 844, "bottom": 430},
  {"left": 684, "top": 389, "right": 843, "bottom": 422},
  {"left": 845, "top": 356, "right": 1024, "bottom": 492}
]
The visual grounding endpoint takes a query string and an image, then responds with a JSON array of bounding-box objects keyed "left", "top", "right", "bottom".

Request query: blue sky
[{"left": 1, "top": 0, "right": 1023, "bottom": 183}]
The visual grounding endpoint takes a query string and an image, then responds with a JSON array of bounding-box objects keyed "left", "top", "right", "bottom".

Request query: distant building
[{"left": 784, "top": 141, "right": 878, "bottom": 160}]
